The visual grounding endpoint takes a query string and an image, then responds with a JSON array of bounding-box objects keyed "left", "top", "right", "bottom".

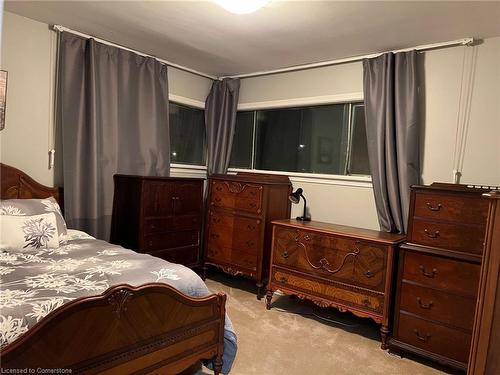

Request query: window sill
[
  {"left": 228, "top": 168, "right": 372, "bottom": 188},
  {"left": 169, "top": 164, "right": 372, "bottom": 188},
  {"left": 170, "top": 163, "right": 207, "bottom": 178}
]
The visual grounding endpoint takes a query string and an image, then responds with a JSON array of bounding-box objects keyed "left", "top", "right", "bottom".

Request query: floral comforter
[{"left": 0, "top": 231, "right": 236, "bottom": 373}]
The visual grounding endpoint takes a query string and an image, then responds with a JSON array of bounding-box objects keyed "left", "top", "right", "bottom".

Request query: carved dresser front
[
  {"left": 204, "top": 173, "right": 292, "bottom": 299},
  {"left": 266, "top": 220, "right": 405, "bottom": 348}
]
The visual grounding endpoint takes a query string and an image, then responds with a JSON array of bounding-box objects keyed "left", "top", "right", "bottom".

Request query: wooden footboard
[{"left": 0, "top": 283, "right": 226, "bottom": 375}]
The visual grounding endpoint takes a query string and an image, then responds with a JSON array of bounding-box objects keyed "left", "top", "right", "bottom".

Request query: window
[
  {"left": 169, "top": 102, "right": 206, "bottom": 165},
  {"left": 229, "top": 102, "right": 370, "bottom": 176}
]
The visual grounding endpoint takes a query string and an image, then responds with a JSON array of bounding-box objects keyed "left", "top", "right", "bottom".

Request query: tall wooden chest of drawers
[
  {"left": 203, "top": 173, "right": 292, "bottom": 298},
  {"left": 389, "top": 183, "right": 490, "bottom": 371},
  {"left": 266, "top": 220, "right": 405, "bottom": 348},
  {"left": 110, "top": 175, "right": 204, "bottom": 268}
]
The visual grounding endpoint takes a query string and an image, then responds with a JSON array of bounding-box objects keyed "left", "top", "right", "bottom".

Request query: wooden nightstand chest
[
  {"left": 110, "top": 174, "right": 204, "bottom": 268},
  {"left": 266, "top": 220, "right": 405, "bottom": 348}
]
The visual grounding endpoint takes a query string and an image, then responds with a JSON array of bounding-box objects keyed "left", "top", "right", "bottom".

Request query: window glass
[
  {"left": 169, "top": 102, "right": 206, "bottom": 165},
  {"left": 229, "top": 102, "right": 370, "bottom": 176},
  {"left": 348, "top": 104, "right": 370, "bottom": 175},
  {"left": 230, "top": 111, "right": 254, "bottom": 169}
]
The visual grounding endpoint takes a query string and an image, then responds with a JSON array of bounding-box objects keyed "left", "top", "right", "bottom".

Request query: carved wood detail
[
  {"left": 1, "top": 163, "right": 63, "bottom": 205},
  {"left": 274, "top": 227, "right": 386, "bottom": 290},
  {"left": 108, "top": 289, "right": 133, "bottom": 318},
  {"left": 272, "top": 269, "right": 384, "bottom": 314}
]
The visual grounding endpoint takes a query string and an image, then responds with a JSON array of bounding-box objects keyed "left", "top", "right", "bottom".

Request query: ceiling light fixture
[{"left": 214, "top": 0, "right": 270, "bottom": 15}]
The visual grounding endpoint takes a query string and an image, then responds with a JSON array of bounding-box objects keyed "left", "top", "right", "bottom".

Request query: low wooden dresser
[
  {"left": 204, "top": 173, "right": 292, "bottom": 298},
  {"left": 110, "top": 175, "right": 204, "bottom": 268},
  {"left": 389, "top": 183, "right": 491, "bottom": 371},
  {"left": 266, "top": 220, "right": 405, "bottom": 348}
]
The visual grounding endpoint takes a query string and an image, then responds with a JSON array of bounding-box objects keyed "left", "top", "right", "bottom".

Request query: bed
[{"left": 0, "top": 163, "right": 236, "bottom": 374}]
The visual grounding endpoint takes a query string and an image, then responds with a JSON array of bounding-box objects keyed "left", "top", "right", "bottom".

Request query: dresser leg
[
  {"left": 213, "top": 354, "right": 222, "bottom": 375},
  {"left": 380, "top": 325, "right": 389, "bottom": 350},
  {"left": 201, "top": 264, "right": 208, "bottom": 281},
  {"left": 256, "top": 282, "right": 264, "bottom": 300},
  {"left": 265, "top": 290, "right": 273, "bottom": 310}
]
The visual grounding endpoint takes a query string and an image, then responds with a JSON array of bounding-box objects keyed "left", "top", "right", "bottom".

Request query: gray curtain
[
  {"left": 57, "top": 32, "right": 170, "bottom": 239},
  {"left": 205, "top": 78, "right": 240, "bottom": 175},
  {"left": 363, "top": 51, "right": 420, "bottom": 234}
]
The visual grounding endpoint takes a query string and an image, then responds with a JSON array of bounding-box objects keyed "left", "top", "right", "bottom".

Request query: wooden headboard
[{"left": 0, "top": 163, "right": 63, "bottom": 205}]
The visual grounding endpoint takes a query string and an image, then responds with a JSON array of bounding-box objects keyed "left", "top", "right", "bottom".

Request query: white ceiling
[{"left": 5, "top": 1, "right": 500, "bottom": 77}]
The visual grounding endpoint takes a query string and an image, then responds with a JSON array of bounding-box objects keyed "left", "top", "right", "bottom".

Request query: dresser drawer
[
  {"left": 273, "top": 227, "right": 387, "bottom": 292},
  {"left": 142, "top": 181, "right": 174, "bottom": 216},
  {"left": 208, "top": 226, "right": 260, "bottom": 253},
  {"left": 409, "top": 218, "right": 485, "bottom": 255},
  {"left": 143, "top": 230, "right": 199, "bottom": 251},
  {"left": 209, "top": 210, "right": 263, "bottom": 233},
  {"left": 396, "top": 312, "right": 471, "bottom": 364},
  {"left": 402, "top": 251, "right": 480, "bottom": 296},
  {"left": 144, "top": 215, "right": 200, "bottom": 235},
  {"left": 206, "top": 245, "right": 257, "bottom": 271},
  {"left": 414, "top": 191, "right": 489, "bottom": 225},
  {"left": 210, "top": 180, "right": 263, "bottom": 214},
  {"left": 271, "top": 268, "right": 384, "bottom": 314},
  {"left": 151, "top": 245, "right": 199, "bottom": 266},
  {"left": 399, "top": 282, "right": 476, "bottom": 330}
]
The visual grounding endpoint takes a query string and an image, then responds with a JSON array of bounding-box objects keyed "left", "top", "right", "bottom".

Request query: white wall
[
  {"left": 0, "top": 11, "right": 213, "bottom": 186},
  {"left": 238, "top": 37, "right": 500, "bottom": 230},
  {"left": 0, "top": 12, "right": 54, "bottom": 185}
]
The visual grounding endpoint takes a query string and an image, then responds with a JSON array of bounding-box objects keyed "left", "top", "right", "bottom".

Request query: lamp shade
[{"left": 289, "top": 188, "right": 303, "bottom": 204}]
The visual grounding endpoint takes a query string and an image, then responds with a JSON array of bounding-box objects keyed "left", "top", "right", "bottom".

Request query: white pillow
[
  {"left": 0, "top": 213, "right": 60, "bottom": 250},
  {"left": 0, "top": 197, "right": 68, "bottom": 244}
]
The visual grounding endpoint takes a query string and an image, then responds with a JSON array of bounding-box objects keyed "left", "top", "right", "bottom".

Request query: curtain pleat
[
  {"left": 57, "top": 32, "right": 170, "bottom": 239},
  {"left": 363, "top": 51, "right": 420, "bottom": 233},
  {"left": 205, "top": 78, "right": 240, "bottom": 175}
]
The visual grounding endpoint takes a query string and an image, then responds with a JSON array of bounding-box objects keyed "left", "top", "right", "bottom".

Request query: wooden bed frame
[{"left": 0, "top": 163, "right": 226, "bottom": 374}]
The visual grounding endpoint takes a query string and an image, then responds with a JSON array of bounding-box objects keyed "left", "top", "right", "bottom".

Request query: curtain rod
[
  {"left": 221, "top": 37, "right": 475, "bottom": 79},
  {"left": 53, "top": 24, "right": 474, "bottom": 81},
  {"left": 52, "top": 25, "right": 218, "bottom": 80}
]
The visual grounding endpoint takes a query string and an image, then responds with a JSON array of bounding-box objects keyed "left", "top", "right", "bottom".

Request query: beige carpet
[{"left": 183, "top": 271, "right": 452, "bottom": 375}]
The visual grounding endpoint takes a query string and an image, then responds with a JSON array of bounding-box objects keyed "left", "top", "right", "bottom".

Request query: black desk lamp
[{"left": 289, "top": 188, "right": 311, "bottom": 221}]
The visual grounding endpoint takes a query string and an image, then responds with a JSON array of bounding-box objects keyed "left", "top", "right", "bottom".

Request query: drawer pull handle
[
  {"left": 279, "top": 276, "right": 288, "bottom": 283},
  {"left": 211, "top": 233, "right": 220, "bottom": 239},
  {"left": 426, "top": 203, "right": 442, "bottom": 211},
  {"left": 247, "top": 224, "right": 256, "bottom": 231},
  {"left": 246, "top": 240, "right": 255, "bottom": 247},
  {"left": 417, "top": 297, "right": 434, "bottom": 309},
  {"left": 424, "top": 229, "right": 440, "bottom": 238},
  {"left": 215, "top": 185, "right": 223, "bottom": 191},
  {"left": 365, "top": 270, "right": 374, "bottom": 278},
  {"left": 419, "top": 265, "right": 438, "bottom": 278},
  {"left": 249, "top": 202, "right": 257, "bottom": 208},
  {"left": 282, "top": 251, "right": 289, "bottom": 259},
  {"left": 214, "top": 197, "right": 222, "bottom": 203},
  {"left": 413, "top": 329, "right": 431, "bottom": 342}
]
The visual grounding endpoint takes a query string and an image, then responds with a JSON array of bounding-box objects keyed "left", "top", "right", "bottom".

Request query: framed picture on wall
[{"left": 0, "top": 71, "right": 7, "bottom": 131}]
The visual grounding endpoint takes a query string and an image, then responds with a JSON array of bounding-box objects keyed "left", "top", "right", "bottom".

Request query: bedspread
[{"left": 0, "top": 231, "right": 236, "bottom": 373}]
